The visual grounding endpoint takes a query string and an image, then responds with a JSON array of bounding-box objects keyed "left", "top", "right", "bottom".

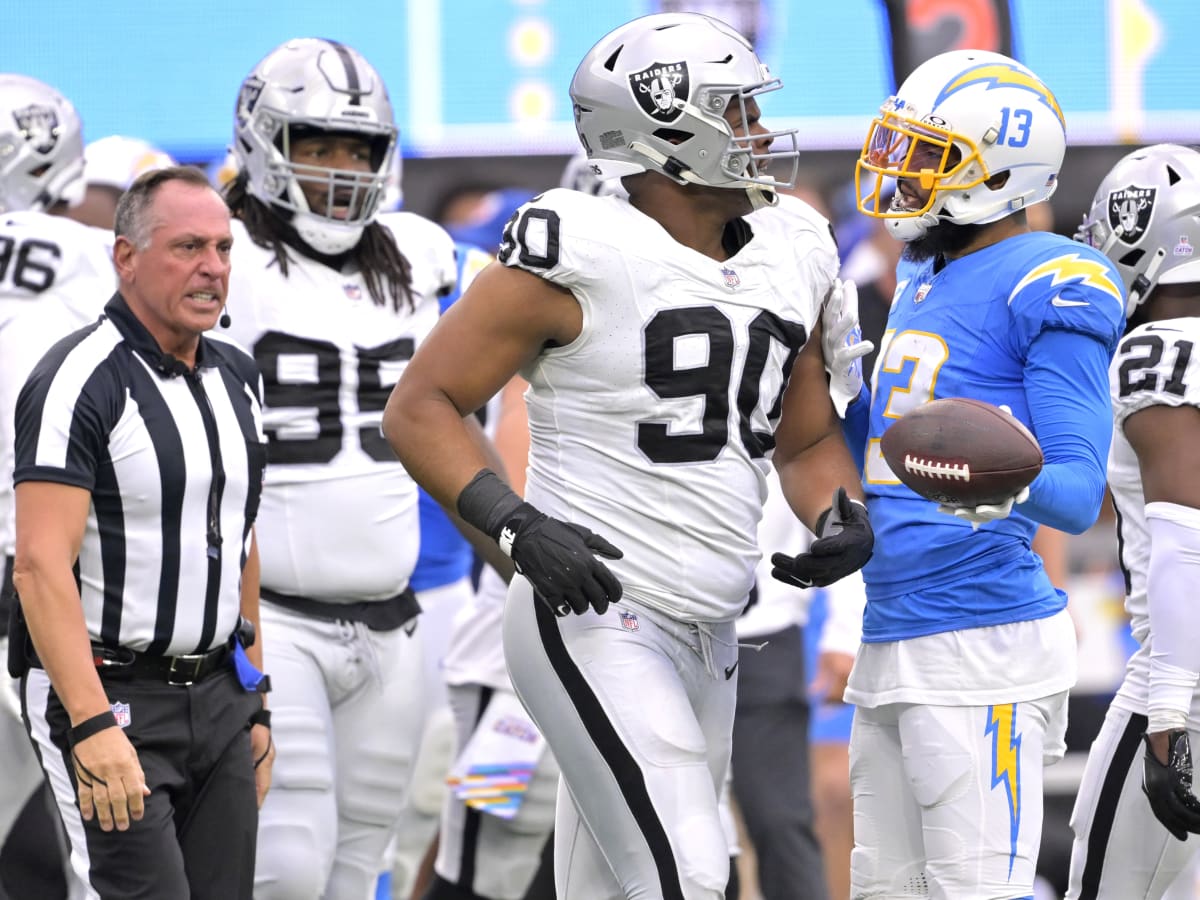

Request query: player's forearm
[
  {"left": 12, "top": 560, "right": 110, "bottom": 723},
  {"left": 840, "top": 383, "right": 870, "bottom": 475},
  {"left": 776, "top": 433, "right": 865, "bottom": 533},
  {"left": 1022, "top": 329, "right": 1113, "bottom": 533},
  {"left": 1146, "top": 504, "right": 1200, "bottom": 728},
  {"left": 383, "top": 384, "right": 492, "bottom": 511}
]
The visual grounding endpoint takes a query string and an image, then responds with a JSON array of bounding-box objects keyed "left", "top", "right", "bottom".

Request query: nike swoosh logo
[
  {"left": 1145, "top": 323, "right": 1182, "bottom": 333},
  {"left": 1051, "top": 295, "right": 1090, "bottom": 308},
  {"left": 724, "top": 662, "right": 739, "bottom": 680}
]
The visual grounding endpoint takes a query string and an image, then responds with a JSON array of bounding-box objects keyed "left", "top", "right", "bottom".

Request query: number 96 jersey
[
  {"left": 223, "top": 213, "right": 456, "bottom": 602},
  {"left": 499, "top": 188, "right": 836, "bottom": 623}
]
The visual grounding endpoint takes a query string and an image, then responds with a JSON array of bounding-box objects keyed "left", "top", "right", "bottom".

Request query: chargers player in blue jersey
[{"left": 826, "top": 50, "right": 1126, "bottom": 899}]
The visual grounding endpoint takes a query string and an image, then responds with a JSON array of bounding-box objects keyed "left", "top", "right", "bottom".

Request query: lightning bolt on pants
[{"left": 848, "top": 693, "right": 1068, "bottom": 899}]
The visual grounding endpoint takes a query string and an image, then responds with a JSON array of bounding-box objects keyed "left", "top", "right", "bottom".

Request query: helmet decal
[
  {"left": 629, "top": 61, "right": 689, "bottom": 123},
  {"left": 1107, "top": 185, "right": 1156, "bottom": 245},
  {"left": 935, "top": 63, "right": 1064, "bottom": 128},
  {"left": 13, "top": 104, "right": 60, "bottom": 154}
]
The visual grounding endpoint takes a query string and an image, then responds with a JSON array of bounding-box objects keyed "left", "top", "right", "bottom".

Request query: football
[{"left": 879, "top": 398, "right": 1043, "bottom": 507}]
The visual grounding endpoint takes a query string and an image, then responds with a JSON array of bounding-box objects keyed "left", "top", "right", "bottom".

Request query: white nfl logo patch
[
  {"left": 111, "top": 701, "right": 131, "bottom": 728},
  {"left": 619, "top": 611, "right": 639, "bottom": 631}
]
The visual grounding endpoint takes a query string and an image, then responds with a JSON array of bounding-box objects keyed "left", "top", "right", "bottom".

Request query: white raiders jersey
[
  {"left": 0, "top": 212, "right": 114, "bottom": 554},
  {"left": 222, "top": 212, "right": 456, "bottom": 601},
  {"left": 500, "top": 189, "right": 837, "bottom": 622},
  {"left": 1109, "top": 317, "right": 1200, "bottom": 716}
]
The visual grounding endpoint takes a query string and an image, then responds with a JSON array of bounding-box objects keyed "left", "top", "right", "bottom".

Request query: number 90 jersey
[
  {"left": 223, "top": 213, "right": 456, "bottom": 602},
  {"left": 499, "top": 189, "right": 836, "bottom": 623},
  {"left": 1108, "top": 316, "right": 1200, "bottom": 651}
]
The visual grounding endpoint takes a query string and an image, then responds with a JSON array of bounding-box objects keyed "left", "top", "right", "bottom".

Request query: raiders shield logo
[
  {"left": 13, "top": 105, "right": 59, "bottom": 154},
  {"left": 1107, "top": 185, "right": 1156, "bottom": 245},
  {"left": 236, "top": 77, "right": 265, "bottom": 128},
  {"left": 629, "top": 61, "right": 689, "bottom": 123}
]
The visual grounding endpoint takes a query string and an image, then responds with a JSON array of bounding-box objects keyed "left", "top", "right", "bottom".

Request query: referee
[{"left": 11, "top": 167, "right": 272, "bottom": 900}]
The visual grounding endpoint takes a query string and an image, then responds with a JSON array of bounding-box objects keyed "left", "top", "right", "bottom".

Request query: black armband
[
  {"left": 69, "top": 710, "right": 118, "bottom": 746},
  {"left": 456, "top": 469, "right": 526, "bottom": 540},
  {"left": 249, "top": 708, "right": 271, "bottom": 729}
]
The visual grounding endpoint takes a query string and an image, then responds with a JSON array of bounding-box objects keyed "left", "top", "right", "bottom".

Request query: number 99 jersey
[
  {"left": 498, "top": 188, "right": 836, "bottom": 622},
  {"left": 223, "top": 212, "right": 456, "bottom": 602}
]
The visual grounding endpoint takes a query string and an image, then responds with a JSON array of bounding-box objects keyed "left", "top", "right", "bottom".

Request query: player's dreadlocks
[{"left": 224, "top": 171, "right": 414, "bottom": 312}]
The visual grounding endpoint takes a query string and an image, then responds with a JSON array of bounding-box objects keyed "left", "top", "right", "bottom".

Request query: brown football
[{"left": 879, "top": 397, "right": 1043, "bottom": 506}]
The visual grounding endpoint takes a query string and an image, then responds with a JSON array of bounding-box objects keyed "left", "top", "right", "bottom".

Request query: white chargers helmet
[
  {"left": 569, "top": 12, "right": 799, "bottom": 210},
  {"left": 1076, "top": 143, "right": 1200, "bottom": 314},
  {"left": 0, "top": 74, "right": 85, "bottom": 213},
  {"left": 856, "top": 49, "right": 1066, "bottom": 241},
  {"left": 233, "top": 38, "right": 398, "bottom": 254}
]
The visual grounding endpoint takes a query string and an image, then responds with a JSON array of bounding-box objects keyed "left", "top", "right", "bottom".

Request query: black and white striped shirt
[{"left": 14, "top": 293, "right": 267, "bottom": 656}]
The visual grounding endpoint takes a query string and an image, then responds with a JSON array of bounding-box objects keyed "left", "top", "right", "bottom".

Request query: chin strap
[{"left": 627, "top": 140, "right": 779, "bottom": 210}]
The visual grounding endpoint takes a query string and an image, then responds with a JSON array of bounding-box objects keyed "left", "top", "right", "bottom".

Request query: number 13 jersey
[
  {"left": 224, "top": 214, "right": 456, "bottom": 602},
  {"left": 499, "top": 188, "right": 836, "bottom": 623}
]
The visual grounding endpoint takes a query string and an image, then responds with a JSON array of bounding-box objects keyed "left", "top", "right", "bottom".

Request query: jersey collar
[{"left": 105, "top": 292, "right": 216, "bottom": 378}]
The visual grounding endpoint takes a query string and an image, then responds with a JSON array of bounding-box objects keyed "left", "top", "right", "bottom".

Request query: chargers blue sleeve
[
  {"left": 840, "top": 383, "right": 870, "bottom": 475},
  {"left": 1021, "top": 328, "right": 1113, "bottom": 534}
]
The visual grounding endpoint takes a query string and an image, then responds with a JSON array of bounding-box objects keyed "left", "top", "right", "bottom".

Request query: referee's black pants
[{"left": 23, "top": 664, "right": 261, "bottom": 900}]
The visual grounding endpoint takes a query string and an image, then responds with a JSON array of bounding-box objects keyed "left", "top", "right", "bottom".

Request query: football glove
[
  {"left": 821, "top": 279, "right": 874, "bottom": 417},
  {"left": 458, "top": 469, "right": 623, "bottom": 617},
  {"left": 772, "top": 487, "right": 874, "bottom": 589},
  {"left": 937, "top": 486, "right": 1030, "bottom": 528},
  {"left": 1142, "top": 729, "right": 1200, "bottom": 841}
]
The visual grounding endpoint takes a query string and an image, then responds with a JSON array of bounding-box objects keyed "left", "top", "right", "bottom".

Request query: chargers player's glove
[
  {"left": 771, "top": 487, "right": 874, "bottom": 589},
  {"left": 937, "top": 486, "right": 1030, "bottom": 528},
  {"left": 1142, "top": 730, "right": 1200, "bottom": 841},
  {"left": 457, "top": 469, "right": 623, "bottom": 616},
  {"left": 822, "top": 279, "right": 874, "bottom": 417}
]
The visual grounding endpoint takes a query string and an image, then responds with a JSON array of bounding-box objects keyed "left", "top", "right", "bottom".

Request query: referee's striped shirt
[{"left": 14, "top": 293, "right": 267, "bottom": 656}]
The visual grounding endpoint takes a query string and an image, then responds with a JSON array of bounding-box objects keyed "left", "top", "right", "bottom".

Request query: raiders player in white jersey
[
  {"left": 1065, "top": 143, "right": 1200, "bottom": 899},
  {"left": 219, "top": 39, "right": 459, "bottom": 900},
  {"left": 0, "top": 73, "right": 114, "bottom": 900},
  {"left": 385, "top": 13, "right": 873, "bottom": 900}
]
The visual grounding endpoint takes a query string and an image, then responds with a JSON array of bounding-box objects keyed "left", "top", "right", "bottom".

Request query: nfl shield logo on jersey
[
  {"left": 343, "top": 283, "right": 363, "bottom": 300},
  {"left": 721, "top": 266, "right": 740, "bottom": 289},
  {"left": 914, "top": 283, "right": 932, "bottom": 303},
  {"left": 619, "top": 611, "right": 640, "bottom": 632},
  {"left": 111, "top": 701, "right": 131, "bottom": 729},
  {"left": 1107, "top": 185, "right": 1156, "bottom": 244}
]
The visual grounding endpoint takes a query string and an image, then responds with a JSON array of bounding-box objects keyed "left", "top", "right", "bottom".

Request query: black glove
[
  {"left": 457, "top": 469, "right": 623, "bottom": 617},
  {"left": 771, "top": 486, "right": 874, "bottom": 589},
  {"left": 499, "top": 504, "right": 623, "bottom": 616},
  {"left": 1142, "top": 729, "right": 1200, "bottom": 841}
]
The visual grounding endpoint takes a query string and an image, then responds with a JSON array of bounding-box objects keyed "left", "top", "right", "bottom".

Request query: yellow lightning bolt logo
[
  {"left": 1007, "top": 253, "right": 1123, "bottom": 307},
  {"left": 937, "top": 63, "right": 1065, "bottom": 128},
  {"left": 986, "top": 704, "right": 1021, "bottom": 877}
]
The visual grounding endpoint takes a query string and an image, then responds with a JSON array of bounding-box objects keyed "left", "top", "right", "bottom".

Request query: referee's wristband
[
  {"left": 69, "top": 710, "right": 118, "bottom": 746},
  {"left": 249, "top": 708, "right": 271, "bottom": 729}
]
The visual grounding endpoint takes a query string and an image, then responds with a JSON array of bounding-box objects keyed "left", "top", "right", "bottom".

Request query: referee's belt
[{"left": 90, "top": 641, "right": 232, "bottom": 687}]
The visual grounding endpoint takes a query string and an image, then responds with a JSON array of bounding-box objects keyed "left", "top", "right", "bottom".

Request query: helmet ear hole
[{"left": 984, "top": 171, "right": 1010, "bottom": 191}]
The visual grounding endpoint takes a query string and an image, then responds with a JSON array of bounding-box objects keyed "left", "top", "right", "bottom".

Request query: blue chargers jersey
[
  {"left": 410, "top": 242, "right": 494, "bottom": 592},
  {"left": 860, "top": 231, "right": 1124, "bottom": 641}
]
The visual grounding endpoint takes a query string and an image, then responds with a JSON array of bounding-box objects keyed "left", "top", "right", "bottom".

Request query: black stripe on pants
[
  {"left": 533, "top": 600, "right": 686, "bottom": 900},
  {"left": 1077, "top": 711, "right": 1147, "bottom": 899}
]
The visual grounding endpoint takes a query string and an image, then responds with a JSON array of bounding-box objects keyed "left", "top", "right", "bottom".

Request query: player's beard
[{"left": 902, "top": 220, "right": 987, "bottom": 263}]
